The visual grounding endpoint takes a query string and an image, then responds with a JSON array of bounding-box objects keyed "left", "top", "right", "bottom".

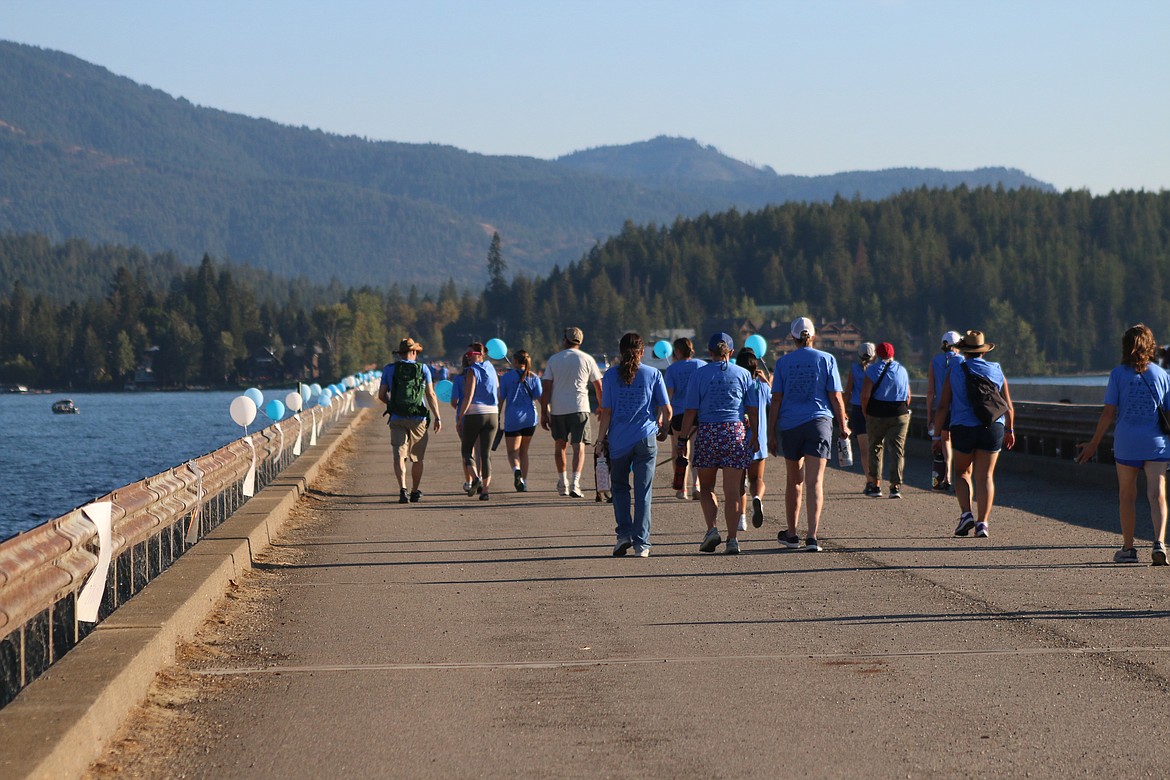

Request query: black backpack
[
  {"left": 388, "top": 361, "right": 428, "bottom": 418},
  {"left": 960, "top": 362, "right": 1010, "bottom": 427}
]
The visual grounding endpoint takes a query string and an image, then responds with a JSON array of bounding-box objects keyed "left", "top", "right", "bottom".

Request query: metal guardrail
[
  {"left": 907, "top": 398, "right": 1111, "bottom": 462},
  {"left": 0, "top": 392, "right": 361, "bottom": 709}
]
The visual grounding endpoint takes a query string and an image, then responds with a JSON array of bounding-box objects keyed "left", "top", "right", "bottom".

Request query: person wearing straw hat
[
  {"left": 927, "top": 331, "right": 965, "bottom": 491},
  {"left": 377, "top": 337, "right": 442, "bottom": 505},
  {"left": 933, "top": 330, "right": 1014, "bottom": 539}
]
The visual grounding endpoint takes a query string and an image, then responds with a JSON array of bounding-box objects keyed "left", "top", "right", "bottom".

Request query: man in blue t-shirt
[{"left": 767, "top": 317, "right": 850, "bottom": 552}]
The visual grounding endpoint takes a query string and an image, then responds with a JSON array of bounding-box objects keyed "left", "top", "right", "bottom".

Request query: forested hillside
[
  {"left": 1, "top": 41, "right": 1054, "bottom": 288},
  {"left": 2, "top": 188, "right": 1168, "bottom": 388},
  {"left": 480, "top": 188, "right": 1170, "bottom": 374}
]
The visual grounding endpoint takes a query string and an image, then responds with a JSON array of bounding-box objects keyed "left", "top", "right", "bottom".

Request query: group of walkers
[{"left": 377, "top": 318, "right": 1170, "bottom": 567}]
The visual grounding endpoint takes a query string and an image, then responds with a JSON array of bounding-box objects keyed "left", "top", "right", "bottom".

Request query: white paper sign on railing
[
  {"left": 242, "top": 436, "right": 257, "bottom": 497},
  {"left": 277, "top": 424, "right": 285, "bottom": 462},
  {"left": 310, "top": 408, "right": 319, "bottom": 446},
  {"left": 185, "top": 461, "right": 204, "bottom": 544},
  {"left": 293, "top": 413, "right": 303, "bottom": 456},
  {"left": 77, "top": 501, "right": 113, "bottom": 622}
]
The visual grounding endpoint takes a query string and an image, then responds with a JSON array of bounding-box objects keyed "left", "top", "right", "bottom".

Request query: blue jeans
[{"left": 610, "top": 435, "right": 658, "bottom": 549}]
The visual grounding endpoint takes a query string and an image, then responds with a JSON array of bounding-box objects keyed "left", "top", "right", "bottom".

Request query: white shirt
[{"left": 543, "top": 348, "right": 602, "bottom": 414}]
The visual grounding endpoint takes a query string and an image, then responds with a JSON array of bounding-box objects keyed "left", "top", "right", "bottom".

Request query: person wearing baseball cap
[
  {"left": 767, "top": 316, "right": 850, "bottom": 552},
  {"left": 678, "top": 332, "right": 760, "bottom": 554},
  {"left": 541, "top": 326, "right": 604, "bottom": 497},
  {"left": 861, "top": 342, "right": 911, "bottom": 499},
  {"left": 377, "top": 337, "right": 442, "bottom": 504},
  {"left": 927, "top": 330, "right": 965, "bottom": 492},
  {"left": 843, "top": 342, "right": 878, "bottom": 495}
]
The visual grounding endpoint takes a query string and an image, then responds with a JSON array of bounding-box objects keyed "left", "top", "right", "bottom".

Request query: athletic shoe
[
  {"left": 398, "top": 489, "right": 409, "bottom": 504},
  {"left": 692, "top": 491, "right": 702, "bottom": 501},
  {"left": 933, "top": 479, "right": 951, "bottom": 492},
  {"left": 409, "top": 490, "right": 422, "bottom": 503},
  {"left": 462, "top": 481, "right": 472, "bottom": 494},
  {"left": 777, "top": 530, "right": 801, "bottom": 549},
  {"left": 862, "top": 482, "right": 876, "bottom": 495},
  {"left": 557, "top": 479, "right": 568, "bottom": 496},
  {"left": 738, "top": 514, "right": 748, "bottom": 531},
  {"left": 479, "top": 492, "right": 490, "bottom": 501},
  {"left": 974, "top": 522, "right": 989, "bottom": 538},
  {"left": 889, "top": 486, "right": 902, "bottom": 499},
  {"left": 635, "top": 546, "right": 650, "bottom": 558},
  {"left": 613, "top": 539, "right": 632, "bottom": 557},
  {"left": 725, "top": 538, "right": 741, "bottom": 555},
  {"left": 805, "top": 537, "right": 822, "bottom": 552},
  {"left": 1114, "top": 547, "right": 1139, "bottom": 564},
  {"left": 514, "top": 469, "right": 524, "bottom": 491},
  {"left": 1153, "top": 542, "right": 1168, "bottom": 566},
  {"left": 675, "top": 489, "right": 688, "bottom": 500},
  {"left": 752, "top": 496, "right": 764, "bottom": 528},
  {"left": 954, "top": 512, "right": 976, "bottom": 536},
  {"left": 467, "top": 478, "right": 481, "bottom": 497},
  {"left": 865, "top": 484, "right": 883, "bottom": 498},
  {"left": 569, "top": 485, "right": 584, "bottom": 499},
  {"left": 517, "top": 479, "right": 527, "bottom": 492},
  {"left": 699, "top": 527, "right": 722, "bottom": 553}
]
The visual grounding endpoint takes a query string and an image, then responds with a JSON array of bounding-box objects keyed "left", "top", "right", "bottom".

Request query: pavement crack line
[{"left": 193, "top": 644, "right": 1170, "bottom": 676}]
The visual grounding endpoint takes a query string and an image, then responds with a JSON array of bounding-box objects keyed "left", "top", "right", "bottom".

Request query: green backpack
[{"left": 388, "top": 361, "right": 428, "bottom": 418}]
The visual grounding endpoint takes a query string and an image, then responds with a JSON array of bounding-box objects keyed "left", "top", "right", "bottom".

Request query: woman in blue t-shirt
[
  {"left": 933, "top": 331, "right": 1014, "bottom": 540},
  {"left": 457, "top": 343, "right": 500, "bottom": 500},
  {"left": 497, "top": 350, "right": 543, "bottom": 492},
  {"left": 1077, "top": 323, "right": 1170, "bottom": 565},
  {"left": 842, "top": 342, "right": 876, "bottom": 493},
  {"left": 680, "top": 333, "right": 758, "bottom": 555},
  {"left": 596, "top": 333, "right": 672, "bottom": 557},
  {"left": 735, "top": 347, "right": 771, "bottom": 531},
  {"left": 664, "top": 338, "right": 706, "bottom": 499}
]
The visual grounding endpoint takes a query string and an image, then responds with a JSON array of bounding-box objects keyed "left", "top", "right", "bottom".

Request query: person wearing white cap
[
  {"left": 767, "top": 317, "right": 850, "bottom": 552},
  {"left": 926, "top": 331, "right": 965, "bottom": 491}
]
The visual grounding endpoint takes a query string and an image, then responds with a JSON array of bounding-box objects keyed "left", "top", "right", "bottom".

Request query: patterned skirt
[{"left": 693, "top": 421, "right": 751, "bottom": 470}]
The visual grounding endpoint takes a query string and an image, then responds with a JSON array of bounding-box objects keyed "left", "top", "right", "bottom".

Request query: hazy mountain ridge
[{"left": 0, "top": 40, "right": 1055, "bottom": 289}]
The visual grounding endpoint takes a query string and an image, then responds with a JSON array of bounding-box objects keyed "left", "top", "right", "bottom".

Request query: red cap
[{"left": 876, "top": 342, "right": 895, "bottom": 359}]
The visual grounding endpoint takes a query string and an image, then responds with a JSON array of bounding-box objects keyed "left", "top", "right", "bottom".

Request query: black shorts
[
  {"left": 950, "top": 423, "right": 1004, "bottom": 454},
  {"left": 849, "top": 404, "right": 867, "bottom": 435},
  {"left": 505, "top": 426, "right": 537, "bottom": 438},
  {"left": 780, "top": 418, "right": 833, "bottom": 461},
  {"left": 550, "top": 412, "right": 590, "bottom": 443},
  {"left": 670, "top": 413, "right": 685, "bottom": 432}
]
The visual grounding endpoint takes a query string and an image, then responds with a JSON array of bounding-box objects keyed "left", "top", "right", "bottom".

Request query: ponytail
[
  {"left": 514, "top": 349, "right": 532, "bottom": 383},
  {"left": 619, "top": 332, "right": 644, "bottom": 385}
]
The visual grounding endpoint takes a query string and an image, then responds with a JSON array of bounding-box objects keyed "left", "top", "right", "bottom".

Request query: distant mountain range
[{"left": 0, "top": 40, "right": 1055, "bottom": 290}]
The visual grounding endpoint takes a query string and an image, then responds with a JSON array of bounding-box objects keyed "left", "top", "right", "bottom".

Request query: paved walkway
[{"left": 167, "top": 417, "right": 1170, "bottom": 778}]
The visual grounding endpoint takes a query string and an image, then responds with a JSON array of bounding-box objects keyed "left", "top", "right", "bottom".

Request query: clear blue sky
[{"left": 3, "top": 0, "right": 1167, "bottom": 193}]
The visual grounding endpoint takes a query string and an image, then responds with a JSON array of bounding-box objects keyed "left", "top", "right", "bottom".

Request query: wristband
[
  {"left": 932, "top": 436, "right": 941, "bottom": 441},
  {"left": 1006, "top": 428, "right": 1014, "bottom": 433}
]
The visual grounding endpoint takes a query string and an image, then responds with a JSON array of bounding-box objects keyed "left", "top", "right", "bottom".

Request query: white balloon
[
  {"left": 285, "top": 391, "right": 303, "bottom": 412},
  {"left": 230, "top": 396, "right": 257, "bottom": 427}
]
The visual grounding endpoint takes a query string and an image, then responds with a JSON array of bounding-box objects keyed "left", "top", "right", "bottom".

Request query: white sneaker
[
  {"left": 569, "top": 484, "right": 584, "bottom": 499},
  {"left": 738, "top": 514, "right": 748, "bottom": 531},
  {"left": 634, "top": 546, "right": 650, "bottom": 558},
  {"left": 557, "top": 479, "right": 568, "bottom": 496}
]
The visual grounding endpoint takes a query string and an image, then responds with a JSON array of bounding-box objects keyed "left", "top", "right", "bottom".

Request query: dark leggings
[{"left": 461, "top": 413, "right": 498, "bottom": 480}]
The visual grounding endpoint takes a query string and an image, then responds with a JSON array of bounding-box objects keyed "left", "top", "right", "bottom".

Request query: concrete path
[{"left": 142, "top": 417, "right": 1170, "bottom": 778}]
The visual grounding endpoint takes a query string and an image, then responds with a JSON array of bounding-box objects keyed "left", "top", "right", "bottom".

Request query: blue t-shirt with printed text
[
  {"left": 947, "top": 357, "right": 1006, "bottom": 428},
  {"left": 601, "top": 364, "right": 670, "bottom": 460},
  {"left": 772, "top": 347, "right": 842, "bottom": 431},
  {"left": 499, "top": 369, "right": 543, "bottom": 432},
  {"left": 664, "top": 358, "right": 706, "bottom": 400},
  {"left": 378, "top": 360, "right": 433, "bottom": 421},
  {"left": 684, "top": 360, "right": 757, "bottom": 424},
  {"left": 1104, "top": 363, "right": 1170, "bottom": 461}
]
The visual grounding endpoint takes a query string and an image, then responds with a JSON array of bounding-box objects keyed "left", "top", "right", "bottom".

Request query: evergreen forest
[{"left": 2, "top": 186, "right": 1168, "bottom": 390}]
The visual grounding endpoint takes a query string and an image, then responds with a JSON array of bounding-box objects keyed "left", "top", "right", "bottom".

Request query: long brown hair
[
  {"left": 619, "top": 332, "right": 644, "bottom": 384},
  {"left": 735, "top": 347, "right": 763, "bottom": 381},
  {"left": 672, "top": 337, "right": 694, "bottom": 360},
  {"left": 1123, "top": 323, "right": 1157, "bottom": 371},
  {"left": 513, "top": 349, "right": 532, "bottom": 382}
]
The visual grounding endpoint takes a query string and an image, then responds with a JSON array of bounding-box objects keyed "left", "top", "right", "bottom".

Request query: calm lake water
[{"left": 0, "top": 391, "right": 269, "bottom": 541}]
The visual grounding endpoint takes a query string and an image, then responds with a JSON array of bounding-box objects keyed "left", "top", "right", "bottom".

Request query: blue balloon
[
  {"left": 318, "top": 395, "right": 332, "bottom": 408},
  {"left": 653, "top": 340, "right": 672, "bottom": 360},
  {"left": 321, "top": 387, "right": 333, "bottom": 401},
  {"left": 244, "top": 387, "right": 264, "bottom": 408},
  {"left": 486, "top": 338, "right": 508, "bottom": 361},
  {"left": 434, "top": 379, "right": 453, "bottom": 403},
  {"left": 264, "top": 399, "right": 286, "bottom": 421},
  {"left": 745, "top": 334, "right": 768, "bottom": 359}
]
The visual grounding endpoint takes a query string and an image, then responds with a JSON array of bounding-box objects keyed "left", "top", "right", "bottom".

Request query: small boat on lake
[{"left": 51, "top": 399, "right": 80, "bottom": 415}]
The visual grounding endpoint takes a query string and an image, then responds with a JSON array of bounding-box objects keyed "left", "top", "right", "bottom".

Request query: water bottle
[
  {"left": 837, "top": 436, "right": 853, "bottom": 468},
  {"left": 932, "top": 451, "right": 946, "bottom": 490},
  {"left": 596, "top": 453, "right": 611, "bottom": 493}
]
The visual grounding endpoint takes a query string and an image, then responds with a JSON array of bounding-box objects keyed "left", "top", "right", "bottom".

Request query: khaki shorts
[
  {"left": 550, "top": 412, "right": 590, "bottom": 444},
  {"left": 388, "top": 417, "right": 430, "bottom": 463}
]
